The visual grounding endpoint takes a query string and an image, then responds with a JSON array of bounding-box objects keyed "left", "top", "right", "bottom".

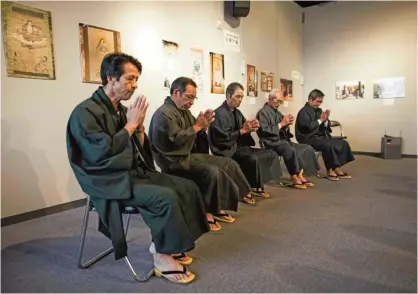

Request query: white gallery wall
[
  {"left": 1, "top": 1, "right": 303, "bottom": 218},
  {"left": 303, "top": 1, "right": 417, "bottom": 155}
]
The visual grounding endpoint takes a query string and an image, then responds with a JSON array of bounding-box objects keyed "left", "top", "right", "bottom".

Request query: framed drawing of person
[
  {"left": 79, "top": 23, "right": 121, "bottom": 83},
  {"left": 210, "top": 52, "right": 225, "bottom": 94}
]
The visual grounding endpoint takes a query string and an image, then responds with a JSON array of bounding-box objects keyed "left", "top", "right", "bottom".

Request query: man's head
[
  {"left": 170, "top": 77, "right": 197, "bottom": 110},
  {"left": 101, "top": 52, "right": 142, "bottom": 101},
  {"left": 268, "top": 88, "right": 284, "bottom": 109},
  {"left": 226, "top": 82, "right": 244, "bottom": 109},
  {"left": 308, "top": 89, "right": 325, "bottom": 108}
]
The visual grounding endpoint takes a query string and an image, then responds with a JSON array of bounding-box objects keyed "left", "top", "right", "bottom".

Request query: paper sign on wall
[
  {"left": 249, "top": 98, "right": 256, "bottom": 105},
  {"left": 291, "top": 70, "right": 300, "bottom": 79},
  {"left": 224, "top": 30, "right": 240, "bottom": 52},
  {"left": 283, "top": 101, "right": 289, "bottom": 108},
  {"left": 382, "top": 99, "right": 395, "bottom": 106}
]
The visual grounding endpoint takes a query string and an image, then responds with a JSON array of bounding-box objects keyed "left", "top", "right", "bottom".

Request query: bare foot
[
  {"left": 242, "top": 193, "right": 256, "bottom": 204},
  {"left": 290, "top": 175, "right": 303, "bottom": 185},
  {"left": 207, "top": 213, "right": 221, "bottom": 231},
  {"left": 153, "top": 253, "right": 194, "bottom": 282}
]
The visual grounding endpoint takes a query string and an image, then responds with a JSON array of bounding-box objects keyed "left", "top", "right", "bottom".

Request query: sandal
[
  {"left": 208, "top": 218, "right": 221, "bottom": 231},
  {"left": 290, "top": 183, "right": 307, "bottom": 190},
  {"left": 301, "top": 181, "right": 315, "bottom": 187},
  {"left": 251, "top": 189, "right": 270, "bottom": 198},
  {"left": 172, "top": 253, "right": 193, "bottom": 265},
  {"left": 327, "top": 175, "right": 340, "bottom": 181},
  {"left": 336, "top": 172, "right": 352, "bottom": 179},
  {"left": 242, "top": 194, "right": 256, "bottom": 205},
  {"left": 154, "top": 265, "right": 195, "bottom": 284},
  {"left": 212, "top": 212, "right": 235, "bottom": 223}
]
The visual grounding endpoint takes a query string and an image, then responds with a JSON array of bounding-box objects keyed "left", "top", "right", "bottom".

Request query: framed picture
[
  {"left": 79, "top": 23, "right": 121, "bottom": 84},
  {"left": 2, "top": 2, "right": 56, "bottom": 80},
  {"left": 373, "top": 77, "right": 405, "bottom": 99},
  {"left": 260, "top": 71, "right": 274, "bottom": 92},
  {"left": 280, "top": 78, "right": 293, "bottom": 101},
  {"left": 190, "top": 47, "right": 204, "bottom": 92},
  {"left": 162, "top": 40, "right": 180, "bottom": 90},
  {"left": 210, "top": 52, "right": 225, "bottom": 94},
  {"left": 246, "top": 64, "right": 257, "bottom": 97}
]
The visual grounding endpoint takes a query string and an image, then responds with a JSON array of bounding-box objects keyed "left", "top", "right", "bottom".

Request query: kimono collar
[
  {"left": 92, "top": 86, "right": 123, "bottom": 114},
  {"left": 223, "top": 100, "right": 235, "bottom": 112},
  {"left": 164, "top": 96, "right": 191, "bottom": 115}
]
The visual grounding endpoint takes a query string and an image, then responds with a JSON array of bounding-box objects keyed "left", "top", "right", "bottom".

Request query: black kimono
[
  {"left": 256, "top": 103, "right": 320, "bottom": 177},
  {"left": 208, "top": 101, "right": 282, "bottom": 188},
  {"left": 66, "top": 87, "right": 209, "bottom": 260},
  {"left": 295, "top": 102, "right": 355, "bottom": 170},
  {"left": 148, "top": 97, "right": 250, "bottom": 213}
]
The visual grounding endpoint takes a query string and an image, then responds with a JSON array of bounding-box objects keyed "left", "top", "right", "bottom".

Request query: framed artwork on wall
[
  {"left": 210, "top": 52, "right": 225, "bottom": 94},
  {"left": 373, "top": 77, "right": 405, "bottom": 99},
  {"left": 280, "top": 78, "right": 293, "bottom": 101},
  {"left": 246, "top": 64, "right": 257, "bottom": 97},
  {"left": 335, "top": 81, "right": 365, "bottom": 100},
  {"left": 162, "top": 40, "right": 180, "bottom": 90},
  {"left": 260, "top": 71, "right": 274, "bottom": 92},
  {"left": 79, "top": 23, "right": 121, "bottom": 84},
  {"left": 1, "top": 2, "right": 56, "bottom": 80},
  {"left": 190, "top": 47, "right": 204, "bottom": 92}
]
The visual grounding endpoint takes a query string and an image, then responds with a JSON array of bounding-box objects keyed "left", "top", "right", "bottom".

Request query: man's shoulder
[{"left": 70, "top": 97, "right": 103, "bottom": 120}]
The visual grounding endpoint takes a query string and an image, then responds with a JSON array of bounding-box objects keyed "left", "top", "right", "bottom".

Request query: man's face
[
  {"left": 227, "top": 87, "right": 244, "bottom": 109},
  {"left": 174, "top": 84, "right": 197, "bottom": 110},
  {"left": 270, "top": 92, "right": 284, "bottom": 109},
  {"left": 310, "top": 96, "right": 324, "bottom": 108},
  {"left": 111, "top": 62, "right": 139, "bottom": 100}
]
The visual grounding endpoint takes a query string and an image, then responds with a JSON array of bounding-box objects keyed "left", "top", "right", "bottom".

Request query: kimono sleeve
[{"left": 68, "top": 107, "right": 132, "bottom": 170}]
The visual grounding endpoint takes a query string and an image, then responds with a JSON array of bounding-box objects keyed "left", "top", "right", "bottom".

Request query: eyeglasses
[{"left": 184, "top": 94, "right": 198, "bottom": 101}]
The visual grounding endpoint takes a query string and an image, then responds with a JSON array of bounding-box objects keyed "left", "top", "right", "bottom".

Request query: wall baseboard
[
  {"left": 1, "top": 198, "right": 86, "bottom": 227},
  {"left": 353, "top": 151, "right": 417, "bottom": 159}
]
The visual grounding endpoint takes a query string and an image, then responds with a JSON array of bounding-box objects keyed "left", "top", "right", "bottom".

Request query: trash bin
[{"left": 381, "top": 135, "right": 402, "bottom": 159}]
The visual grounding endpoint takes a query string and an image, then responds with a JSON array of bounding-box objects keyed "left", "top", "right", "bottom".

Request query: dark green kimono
[
  {"left": 66, "top": 87, "right": 209, "bottom": 260},
  {"left": 256, "top": 103, "right": 320, "bottom": 177},
  {"left": 295, "top": 102, "right": 355, "bottom": 170},
  {"left": 208, "top": 101, "right": 282, "bottom": 187},
  {"left": 148, "top": 97, "right": 249, "bottom": 213}
]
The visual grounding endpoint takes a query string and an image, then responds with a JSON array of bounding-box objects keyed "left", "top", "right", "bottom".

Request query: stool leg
[
  {"left": 77, "top": 198, "right": 114, "bottom": 269},
  {"left": 124, "top": 257, "right": 154, "bottom": 282}
]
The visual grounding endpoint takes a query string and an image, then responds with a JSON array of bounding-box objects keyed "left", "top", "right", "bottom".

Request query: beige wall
[
  {"left": 302, "top": 1, "right": 417, "bottom": 155},
  {"left": 1, "top": 1, "right": 303, "bottom": 217}
]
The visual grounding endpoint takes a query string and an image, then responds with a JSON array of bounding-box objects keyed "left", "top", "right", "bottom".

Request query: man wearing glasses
[
  {"left": 256, "top": 89, "right": 318, "bottom": 189},
  {"left": 149, "top": 77, "right": 255, "bottom": 232},
  {"left": 208, "top": 82, "right": 282, "bottom": 198}
]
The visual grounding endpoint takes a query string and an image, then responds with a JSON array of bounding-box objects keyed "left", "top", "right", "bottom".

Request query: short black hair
[
  {"left": 226, "top": 82, "right": 244, "bottom": 98},
  {"left": 170, "top": 77, "right": 197, "bottom": 95},
  {"left": 100, "top": 52, "right": 142, "bottom": 86},
  {"left": 308, "top": 89, "right": 325, "bottom": 101}
]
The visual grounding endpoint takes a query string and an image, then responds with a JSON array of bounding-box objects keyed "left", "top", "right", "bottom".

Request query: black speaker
[{"left": 225, "top": 1, "right": 250, "bottom": 18}]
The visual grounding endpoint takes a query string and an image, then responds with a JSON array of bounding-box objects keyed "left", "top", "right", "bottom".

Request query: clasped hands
[
  {"left": 125, "top": 95, "right": 149, "bottom": 134},
  {"left": 195, "top": 109, "right": 215, "bottom": 132},
  {"left": 280, "top": 114, "right": 295, "bottom": 127},
  {"left": 241, "top": 119, "right": 260, "bottom": 134},
  {"left": 319, "top": 109, "right": 331, "bottom": 122}
]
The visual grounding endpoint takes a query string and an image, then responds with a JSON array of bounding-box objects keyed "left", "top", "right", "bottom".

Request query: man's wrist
[
  {"left": 124, "top": 123, "right": 138, "bottom": 136},
  {"left": 193, "top": 124, "right": 203, "bottom": 133}
]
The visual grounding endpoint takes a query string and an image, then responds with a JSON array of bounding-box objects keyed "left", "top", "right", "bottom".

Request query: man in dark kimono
[
  {"left": 66, "top": 53, "right": 210, "bottom": 284},
  {"left": 208, "top": 82, "right": 282, "bottom": 196},
  {"left": 149, "top": 77, "right": 256, "bottom": 232},
  {"left": 295, "top": 89, "right": 355, "bottom": 180},
  {"left": 257, "top": 89, "right": 320, "bottom": 188}
]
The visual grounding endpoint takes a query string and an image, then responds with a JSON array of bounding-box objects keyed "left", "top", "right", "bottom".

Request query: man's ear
[{"left": 107, "top": 76, "right": 115, "bottom": 85}]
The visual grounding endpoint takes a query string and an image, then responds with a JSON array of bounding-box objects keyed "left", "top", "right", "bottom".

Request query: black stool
[{"left": 77, "top": 195, "right": 154, "bottom": 282}]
